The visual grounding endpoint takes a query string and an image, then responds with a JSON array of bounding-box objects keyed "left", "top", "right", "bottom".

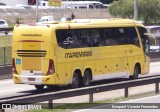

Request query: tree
[
  {"left": 138, "top": 0, "right": 160, "bottom": 23},
  {"left": 109, "top": 0, "right": 134, "bottom": 19},
  {"left": 108, "top": 0, "right": 160, "bottom": 23}
]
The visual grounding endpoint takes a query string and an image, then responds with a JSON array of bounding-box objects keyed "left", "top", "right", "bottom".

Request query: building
[{"left": 0, "top": 0, "right": 36, "bottom": 6}]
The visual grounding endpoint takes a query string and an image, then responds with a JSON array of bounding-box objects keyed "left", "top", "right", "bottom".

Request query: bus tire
[
  {"left": 129, "top": 65, "right": 139, "bottom": 79},
  {"left": 35, "top": 85, "right": 44, "bottom": 90},
  {"left": 71, "top": 72, "right": 80, "bottom": 88},
  {"left": 83, "top": 70, "right": 91, "bottom": 86}
]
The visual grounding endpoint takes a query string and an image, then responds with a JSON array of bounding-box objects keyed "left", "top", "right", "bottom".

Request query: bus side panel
[
  {"left": 131, "top": 45, "right": 148, "bottom": 75},
  {"left": 95, "top": 59, "right": 105, "bottom": 75},
  {"left": 65, "top": 62, "right": 73, "bottom": 84},
  {"left": 56, "top": 63, "right": 65, "bottom": 85},
  {"left": 104, "top": 59, "right": 112, "bottom": 74},
  {"left": 72, "top": 61, "right": 83, "bottom": 75}
]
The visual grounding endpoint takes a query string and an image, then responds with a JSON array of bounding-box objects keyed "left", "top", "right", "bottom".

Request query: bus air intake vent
[{"left": 17, "top": 50, "right": 47, "bottom": 57}]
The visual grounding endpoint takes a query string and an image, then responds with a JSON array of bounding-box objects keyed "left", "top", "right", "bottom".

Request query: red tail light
[
  {"left": 46, "top": 59, "right": 55, "bottom": 75},
  {"left": 12, "top": 58, "right": 18, "bottom": 74}
]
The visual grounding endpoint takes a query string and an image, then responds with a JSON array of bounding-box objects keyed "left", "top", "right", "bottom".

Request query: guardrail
[
  {"left": 0, "top": 76, "right": 160, "bottom": 109},
  {"left": 0, "top": 28, "right": 13, "bottom": 79},
  {"left": 0, "top": 27, "right": 13, "bottom": 31}
]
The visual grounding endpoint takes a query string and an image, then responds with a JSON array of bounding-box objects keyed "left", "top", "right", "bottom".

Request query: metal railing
[
  {"left": 0, "top": 28, "right": 13, "bottom": 79},
  {"left": 0, "top": 75, "right": 160, "bottom": 109},
  {"left": 0, "top": 28, "right": 13, "bottom": 66}
]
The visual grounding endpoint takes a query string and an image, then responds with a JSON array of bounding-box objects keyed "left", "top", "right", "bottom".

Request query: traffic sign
[{"left": 48, "top": 0, "right": 62, "bottom": 6}]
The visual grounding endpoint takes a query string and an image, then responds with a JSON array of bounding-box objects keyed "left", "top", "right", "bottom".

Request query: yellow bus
[{"left": 12, "top": 19, "right": 152, "bottom": 90}]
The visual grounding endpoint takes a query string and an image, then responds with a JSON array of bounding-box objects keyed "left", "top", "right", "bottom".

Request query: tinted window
[{"left": 56, "top": 27, "right": 139, "bottom": 49}]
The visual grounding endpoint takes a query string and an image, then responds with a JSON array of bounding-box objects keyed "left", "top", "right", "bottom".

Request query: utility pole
[
  {"left": 134, "top": 0, "right": 138, "bottom": 20},
  {"left": 36, "top": 0, "right": 39, "bottom": 22}
]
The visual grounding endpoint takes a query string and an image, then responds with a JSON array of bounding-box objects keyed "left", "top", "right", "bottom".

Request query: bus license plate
[{"left": 28, "top": 78, "right": 35, "bottom": 81}]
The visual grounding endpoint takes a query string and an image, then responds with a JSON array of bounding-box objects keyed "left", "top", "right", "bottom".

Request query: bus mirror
[{"left": 144, "top": 33, "right": 156, "bottom": 46}]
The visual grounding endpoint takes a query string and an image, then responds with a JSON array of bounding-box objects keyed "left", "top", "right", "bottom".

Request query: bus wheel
[
  {"left": 71, "top": 72, "right": 80, "bottom": 88},
  {"left": 83, "top": 70, "right": 91, "bottom": 86},
  {"left": 129, "top": 65, "right": 139, "bottom": 79},
  {"left": 35, "top": 85, "right": 44, "bottom": 90}
]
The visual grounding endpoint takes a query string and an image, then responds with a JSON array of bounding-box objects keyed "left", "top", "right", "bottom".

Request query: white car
[
  {"left": 0, "top": 19, "right": 9, "bottom": 35},
  {"left": 36, "top": 16, "right": 54, "bottom": 25}
]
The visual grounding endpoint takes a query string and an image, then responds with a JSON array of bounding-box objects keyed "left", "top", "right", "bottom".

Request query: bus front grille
[{"left": 17, "top": 50, "right": 47, "bottom": 57}]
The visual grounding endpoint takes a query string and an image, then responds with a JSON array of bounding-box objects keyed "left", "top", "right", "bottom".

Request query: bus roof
[
  {"left": 61, "top": 19, "right": 143, "bottom": 26},
  {"left": 35, "top": 18, "right": 145, "bottom": 29},
  {"left": 40, "top": 18, "right": 143, "bottom": 24}
]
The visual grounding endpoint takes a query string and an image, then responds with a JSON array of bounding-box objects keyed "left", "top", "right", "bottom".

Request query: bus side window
[
  {"left": 91, "top": 29, "right": 101, "bottom": 47},
  {"left": 116, "top": 28, "right": 126, "bottom": 45},
  {"left": 77, "top": 29, "right": 91, "bottom": 47},
  {"left": 56, "top": 30, "right": 67, "bottom": 48},
  {"left": 104, "top": 29, "right": 113, "bottom": 46},
  {"left": 99, "top": 29, "right": 105, "bottom": 46},
  {"left": 127, "top": 27, "right": 140, "bottom": 47}
]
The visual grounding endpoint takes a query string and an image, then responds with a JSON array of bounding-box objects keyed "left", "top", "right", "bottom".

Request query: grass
[
  {"left": 0, "top": 36, "right": 12, "bottom": 47},
  {"left": 9, "top": 23, "right": 16, "bottom": 28},
  {"left": 0, "top": 36, "right": 12, "bottom": 65}
]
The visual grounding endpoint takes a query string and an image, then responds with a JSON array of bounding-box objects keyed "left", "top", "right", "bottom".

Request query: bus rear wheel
[
  {"left": 71, "top": 72, "right": 80, "bottom": 88},
  {"left": 35, "top": 85, "right": 44, "bottom": 90},
  {"left": 83, "top": 70, "right": 91, "bottom": 86},
  {"left": 129, "top": 65, "right": 139, "bottom": 79}
]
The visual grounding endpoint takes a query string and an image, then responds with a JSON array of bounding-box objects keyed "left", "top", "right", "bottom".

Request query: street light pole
[
  {"left": 134, "top": 0, "right": 138, "bottom": 20},
  {"left": 36, "top": 0, "right": 39, "bottom": 22}
]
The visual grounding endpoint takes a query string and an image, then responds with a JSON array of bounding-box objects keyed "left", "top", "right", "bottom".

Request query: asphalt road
[{"left": 0, "top": 62, "right": 160, "bottom": 101}]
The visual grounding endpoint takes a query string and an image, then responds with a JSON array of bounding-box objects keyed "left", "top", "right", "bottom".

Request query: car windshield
[{"left": 0, "top": 21, "right": 5, "bottom": 25}]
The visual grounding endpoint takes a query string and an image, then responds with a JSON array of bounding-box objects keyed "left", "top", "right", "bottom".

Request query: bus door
[
  {"left": 141, "top": 35, "right": 150, "bottom": 73},
  {"left": 125, "top": 27, "right": 141, "bottom": 75},
  {"left": 138, "top": 27, "right": 150, "bottom": 74}
]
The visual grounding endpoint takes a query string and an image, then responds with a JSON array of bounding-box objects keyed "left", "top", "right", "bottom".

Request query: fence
[
  {"left": 0, "top": 28, "right": 13, "bottom": 79},
  {"left": 0, "top": 28, "right": 13, "bottom": 66}
]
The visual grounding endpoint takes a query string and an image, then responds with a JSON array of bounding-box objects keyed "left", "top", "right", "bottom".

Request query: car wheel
[{"left": 5, "top": 31, "right": 8, "bottom": 35}]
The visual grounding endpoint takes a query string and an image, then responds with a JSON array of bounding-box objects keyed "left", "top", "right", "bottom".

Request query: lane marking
[{"left": 0, "top": 88, "right": 27, "bottom": 93}]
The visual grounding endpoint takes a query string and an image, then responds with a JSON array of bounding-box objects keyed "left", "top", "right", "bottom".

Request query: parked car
[{"left": 0, "top": 19, "right": 9, "bottom": 35}]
